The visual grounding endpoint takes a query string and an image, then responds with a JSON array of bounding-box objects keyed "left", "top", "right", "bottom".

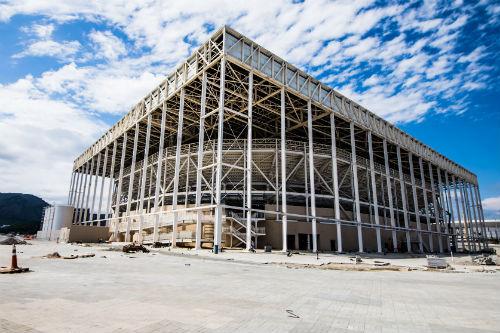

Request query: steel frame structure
[{"left": 67, "top": 26, "right": 487, "bottom": 253}]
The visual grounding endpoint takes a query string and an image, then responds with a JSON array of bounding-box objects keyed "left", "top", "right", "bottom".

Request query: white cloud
[
  {"left": 14, "top": 22, "right": 81, "bottom": 60},
  {"left": 482, "top": 197, "right": 500, "bottom": 217},
  {"left": 0, "top": 78, "right": 106, "bottom": 202},
  {"left": 13, "top": 39, "right": 81, "bottom": 60},
  {"left": 89, "top": 30, "right": 126, "bottom": 60}
]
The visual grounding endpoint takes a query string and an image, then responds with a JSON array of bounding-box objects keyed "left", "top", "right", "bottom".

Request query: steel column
[
  {"left": 195, "top": 73, "right": 208, "bottom": 250},
  {"left": 452, "top": 175, "right": 465, "bottom": 251},
  {"left": 330, "top": 113, "right": 342, "bottom": 252},
  {"left": 153, "top": 103, "right": 167, "bottom": 243},
  {"left": 245, "top": 72, "right": 253, "bottom": 251},
  {"left": 419, "top": 157, "right": 433, "bottom": 252},
  {"left": 368, "top": 132, "right": 382, "bottom": 253},
  {"left": 90, "top": 152, "right": 102, "bottom": 223},
  {"left": 428, "top": 163, "right": 443, "bottom": 253},
  {"left": 113, "top": 132, "right": 128, "bottom": 239},
  {"left": 172, "top": 88, "right": 186, "bottom": 248},
  {"left": 437, "top": 169, "right": 451, "bottom": 252},
  {"left": 460, "top": 179, "right": 473, "bottom": 251},
  {"left": 280, "top": 87, "right": 288, "bottom": 252},
  {"left": 97, "top": 147, "right": 109, "bottom": 225},
  {"left": 396, "top": 147, "right": 411, "bottom": 252},
  {"left": 82, "top": 157, "right": 95, "bottom": 223},
  {"left": 125, "top": 123, "right": 140, "bottom": 242},
  {"left": 138, "top": 114, "right": 152, "bottom": 243},
  {"left": 350, "top": 122, "right": 363, "bottom": 253},
  {"left": 383, "top": 139, "right": 397, "bottom": 252},
  {"left": 67, "top": 172, "right": 76, "bottom": 205},
  {"left": 409, "top": 153, "right": 423, "bottom": 253},
  {"left": 307, "top": 100, "right": 318, "bottom": 253},
  {"left": 214, "top": 57, "right": 226, "bottom": 253},
  {"left": 468, "top": 183, "right": 481, "bottom": 250},
  {"left": 105, "top": 140, "right": 117, "bottom": 221},
  {"left": 445, "top": 172, "right": 457, "bottom": 251},
  {"left": 474, "top": 185, "right": 488, "bottom": 249}
]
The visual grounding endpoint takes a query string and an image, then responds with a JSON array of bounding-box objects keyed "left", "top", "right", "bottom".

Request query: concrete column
[
  {"left": 409, "top": 153, "right": 423, "bottom": 253},
  {"left": 172, "top": 88, "right": 186, "bottom": 248},
  {"left": 280, "top": 87, "right": 288, "bottom": 252},
  {"left": 383, "top": 139, "right": 397, "bottom": 252},
  {"left": 368, "top": 132, "right": 382, "bottom": 253},
  {"left": 125, "top": 123, "right": 140, "bottom": 242},
  {"left": 350, "top": 122, "right": 363, "bottom": 253},
  {"left": 138, "top": 114, "right": 152, "bottom": 243},
  {"left": 213, "top": 58, "right": 226, "bottom": 254},
  {"left": 419, "top": 157, "right": 433, "bottom": 252},
  {"left": 307, "top": 100, "right": 318, "bottom": 253},
  {"left": 195, "top": 72, "right": 208, "bottom": 250},
  {"left": 330, "top": 113, "right": 342, "bottom": 252},
  {"left": 97, "top": 147, "right": 109, "bottom": 225},
  {"left": 153, "top": 103, "right": 167, "bottom": 243},
  {"left": 113, "top": 133, "right": 128, "bottom": 240},
  {"left": 396, "top": 147, "right": 411, "bottom": 252},
  {"left": 452, "top": 175, "right": 465, "bottom": 251}
]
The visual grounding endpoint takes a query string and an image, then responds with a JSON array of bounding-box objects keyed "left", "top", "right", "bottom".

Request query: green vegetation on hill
[{"left": 0, "top": 193, "right": 48, "bottom": 234}]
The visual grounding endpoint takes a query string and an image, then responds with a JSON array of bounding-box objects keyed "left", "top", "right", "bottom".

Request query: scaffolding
[{"left": 66, "top": 26, "right": 488, "bottom": 253}]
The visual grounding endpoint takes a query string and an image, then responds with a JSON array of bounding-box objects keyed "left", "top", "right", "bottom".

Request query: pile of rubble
[
  {"left": 0, "top": 237, "right": 28, "bottom": 245},
  {"left": 473, "top": 255, "right": 496, "bottom": 266},
  {"left": 122, "top": 243, "right": 150, "bottom": 253}
]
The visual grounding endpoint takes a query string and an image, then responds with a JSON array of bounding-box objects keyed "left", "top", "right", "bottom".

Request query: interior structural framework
[{"left": 67, "top": 26, "right": 488, "bottom": 254}]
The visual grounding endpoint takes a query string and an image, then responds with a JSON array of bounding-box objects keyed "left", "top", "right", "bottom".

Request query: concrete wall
[
  {"left": 59, "top": 226, "right": 110, "bottom": 243},
  {"left": 259, "top": 204, "right": 438, "bottom": 252}
]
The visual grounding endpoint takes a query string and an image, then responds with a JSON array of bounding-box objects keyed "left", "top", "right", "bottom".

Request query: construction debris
[
  {"left": 473, "top": 255, "right": 496, "bottom": 266},
  {"left": 374, "top": 261, "right": 390, "bottom": 266},
  {"left": 46, "top": 252, "right": 62, "bottom": 259},
  {"left": 0, "top": 237, "right": 28, "bottom": 245},
  {"left": 350, "top": 255, "right": 362, "bottom": 263},
  {"left": 43, "top": 252, "right": 95, "bottom": 259},
  {"left": 122, "top": 243, "right": 150, "bottom": 253}
]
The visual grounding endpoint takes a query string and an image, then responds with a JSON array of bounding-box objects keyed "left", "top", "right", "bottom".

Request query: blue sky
[{"left": 0, "top": 0, "right": 499, "bottom": 217}]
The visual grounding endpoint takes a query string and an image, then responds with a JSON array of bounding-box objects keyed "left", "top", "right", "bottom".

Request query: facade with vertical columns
[{"left": 66, "top": 26, "right": 487, "bottom": 253}]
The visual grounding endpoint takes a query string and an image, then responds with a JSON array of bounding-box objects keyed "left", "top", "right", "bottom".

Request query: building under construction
[{"left": 66, "top": 26, "right": 488, "bottom": 254}]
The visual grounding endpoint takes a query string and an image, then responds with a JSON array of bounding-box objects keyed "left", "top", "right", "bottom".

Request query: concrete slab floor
[{"left": 0, "top": 241, "right": 499, "bottom": 333}]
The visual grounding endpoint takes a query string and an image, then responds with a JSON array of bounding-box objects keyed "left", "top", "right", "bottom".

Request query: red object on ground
[{"left": 11, "top": 244, "right": 18, "bottom": 269}]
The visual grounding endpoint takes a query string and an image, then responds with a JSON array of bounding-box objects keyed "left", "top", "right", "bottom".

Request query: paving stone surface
[{"left": 0, "top": 241, "right": 499, "bottom": 332}]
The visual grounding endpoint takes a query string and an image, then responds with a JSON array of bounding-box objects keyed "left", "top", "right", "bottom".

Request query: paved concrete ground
[{"left": 0, "top": 241, "right": 499, "bottom": 332}]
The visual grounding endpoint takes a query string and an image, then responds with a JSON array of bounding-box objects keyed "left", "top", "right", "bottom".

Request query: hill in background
[{"left": 0, "top": 193, "right": 49, "bottom": 234}]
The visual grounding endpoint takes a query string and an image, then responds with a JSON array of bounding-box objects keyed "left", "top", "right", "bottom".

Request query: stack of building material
[{"left": 427, "top": 256, "right": 447, "bottom": 269}]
